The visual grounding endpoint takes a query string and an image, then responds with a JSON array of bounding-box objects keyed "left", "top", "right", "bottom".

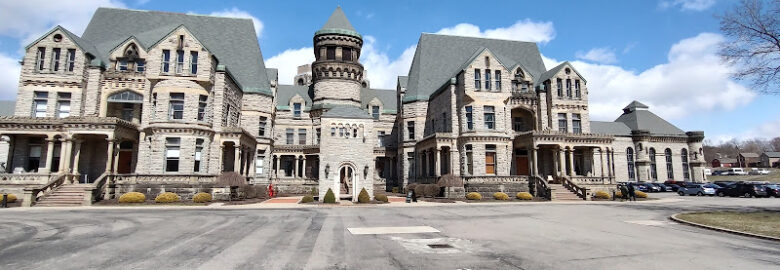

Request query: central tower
[{"left": 311, "top": 7, "right": 364, "bottom": 110}]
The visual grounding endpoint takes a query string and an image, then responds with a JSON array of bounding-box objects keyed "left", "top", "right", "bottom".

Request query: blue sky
[{"left": 0, "top": 0, "right": 777, "bottom": 142}]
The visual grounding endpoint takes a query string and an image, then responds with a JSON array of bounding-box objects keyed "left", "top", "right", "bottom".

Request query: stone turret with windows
[{"left": 311, "top": 7, "right": 365, "bottom": 110}]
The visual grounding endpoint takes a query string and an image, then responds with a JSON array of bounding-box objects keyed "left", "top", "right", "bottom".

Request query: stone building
[{"left": 0, "top": 7, "right": 705, "bottom": 205}]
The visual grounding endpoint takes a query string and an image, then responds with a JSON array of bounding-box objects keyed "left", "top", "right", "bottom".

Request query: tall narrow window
[
  {"left": 36, "top": 47, "right": 46, "bottom": 71},
  {"left": 331, "top": 127, "right": 336, "bottom": 136},
  {"left": 293, "top": 103, "right": 302, "bottom": 118},
  {"left": 494, "top": 70, "right": 501, "bottom": 91},
  {"left": 484, "top": 106, "right": 495, "bottom": 129},
  {"left": 176, "top": 50, "right": 184, "bottom": 73},
  {"left": 136, "top": 60, "right": 145, "bottom": 72},
  {"left": 407, "top": 121, "right": 415, "bottom": 139},
  {"left": 194, "top": 139, "right": 204, "bottom": 172},
  {"left": 326, "top": 46, "right": 336, "bottom": 60},
  {"left": 56, "top": 92, "right": 71, "bottom": 118},
  {"left": 298, "top": 129, "right": 307, "bottom": 145},
  {"left": 27, "top": 141, "right": 42, "bottom": 172},
  {"left": 377, "top": 131, "right": 386, "bottom": 147},
  {"left": 190, "top": 51, "right": 198, "bottom": 74},
  {"left": 66, "top": 49, "right": 76, "bottom": 72},
  {"left": 575, "top": 80, "right": 581, "bottom": 98},
  {"left": 372, "top": 106, "right": 380, "bottom": 120},
  {"left": 558, "top": 113, "right": 568, "bottom": 132},
  {"left": 121, "top": 103, "right": 134, "bottom": 122},
  {"left": 465, "top": 106, "right": 473, "bottom": 130},
  {"left": 513, "top": 117, "right": 525, "bottom": 131},
  {"left": 556, "top": 78, "right": 563, "bottom": 97},
  {"left": 649, "top": 148, "right": 658, "bottom": 181},
  {"left": 197, "top": 95, "right": 207, "bottom": 121},
  {"left": 665, "top": 148, "right": 674, "bottom": 179},
  {"left": 161, "top": 50, "right": 170, "bottom": 73},
  {"left": 169, "top": 93, "right": 184, "bottom": 120},
  {"left": 165, "top": 138, "right": 180, "bottom": 172},
  {"left": 33, "top": 91, "right": 48, "bottom": 117},
  {"left": 566, "top": 79, "right": 572, "bottom": 97},
  {"left": 342, "top": 47, "right": 352, "bottom": 61},
  {"left": 485, "top": 69, "right": 492, "bottom": 90},
  {"left": 465, "top": 145, "right": 474, "bottom": 175},
  {"left": 474, "top": 69, "right": 481, "bottom": 90},
  {"left": 256, "top": 150, "right": 265, "bottom": 175},
  {"left": 572, "top": 113, "right": 582, "bottom": 134},
  {"left": 258, "top": 116, "right": 267, "bottom": 137},
  {"left": 315, "top": 128, "right": 321, "bottom": 144},
  {"left": 681, "top": 148, "right": 690, "bottom": 181},
  {"left": 51, "top": 48, "right": 61, "bottom": 71},
  {"left": 486, "top": 145, "right": 496, "bottom": 175},
  {"left": 286, "top": 128, "right": 294, "bottom": 144},
  {"left": 118, "top": 59, "right": 128, "bottom": 71},
  {"left": 627, "top": 147, "right": 635, "bottom": 181}
]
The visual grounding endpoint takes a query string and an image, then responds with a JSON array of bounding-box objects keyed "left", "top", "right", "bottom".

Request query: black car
[
  {"left": 668, "top": 184, "right": 681, "bottom": 192},
  {"left": 653, "top": 183, "right": 672, "bottom": 192},
  {"left": 713, "top": 181, "right": 735, "bottom": 188},
  {"left": 765, "top": 184, "right": 780, "bottom": 198},
  {"left": 716, "top": 183, "right": 769, "bottom": 198},
  {"left": 639, "top": 183, "right": 661, "bottom": 192}
]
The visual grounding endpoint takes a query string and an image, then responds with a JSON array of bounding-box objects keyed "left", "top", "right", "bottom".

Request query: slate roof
[
  {"left": 25, "top": 26, "right": 103, "bottom": 66},
  {"left": 360, "top": 88, "right": 397, "bottom": 114},
  {"left": 266, "top": 68, "right": 278, "bottom": 83},
  {"left": 398, "top": 76, "right": 408, "bottom": 90},
  {"left": 81, "top": 8, "right": 271, "bottom": 94},
  {"left": 0, "top": 101, "right": 16, "bottom": 116},
  {"left": 614, "top": 101, "right": 686, "bottom": 136},
  {"left": 714, "top": 158, "right": 738, "bottom": 164},
  {"left": 315, "top": 7, "right": 361, "bottom": 39},
  {"left": 590, "top": 121, "right": 632, "bottom": 136},
  {"left": 276, "top": 85, "right": 313, "bottom": 110},
  {"left": 763, "top": 152, "right": 780, "bottom": 158},
  {"left": 536, "top": 61, "right": 587, "bottom": 86},
  {"left": 321, "top": 105, "right": 372, "bottom": 119},
  {"left": 739, "top": 152, "right": 760, "bottom": 158},
  {"left": 403, "top": 33, "right": 545, "bottom": 103}
]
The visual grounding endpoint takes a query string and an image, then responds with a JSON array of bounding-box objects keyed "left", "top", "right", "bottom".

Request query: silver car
[{"left": 677, "top": 184, "right": 716, "bottom": 196}]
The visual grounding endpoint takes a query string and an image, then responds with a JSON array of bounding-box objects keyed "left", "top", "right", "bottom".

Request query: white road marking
[
  {"left": 347, "top": 226, "right": 440, "bottom": 235},
  {"left": 625, "top": 220, "right": 674, "bottom": 226}
]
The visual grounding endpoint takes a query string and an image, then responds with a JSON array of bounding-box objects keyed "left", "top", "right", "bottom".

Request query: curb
[{"left": 670, "top": 212, "right": 780, "bottom": 242}]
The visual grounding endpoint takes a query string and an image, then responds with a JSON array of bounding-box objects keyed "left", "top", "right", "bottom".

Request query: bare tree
[{"left": 719, "top": 0, "right": 780, "bottom": 93}]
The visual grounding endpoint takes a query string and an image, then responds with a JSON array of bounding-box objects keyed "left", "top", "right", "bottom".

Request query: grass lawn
[
  {"left": 675, "top": 211, "right": 780, "bottom": 238},
  {"left": 707, "top": 168, "right": 780, "bottom": 183}
]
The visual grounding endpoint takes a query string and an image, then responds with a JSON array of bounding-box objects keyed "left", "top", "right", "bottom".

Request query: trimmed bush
[
  {"left": 192, "top": 192, "right": 212, "bottom": 203},
  {"left": 310, "top": 187, "right": 318, "bottom": 196},
  {"left": 594, "top": 191, "right": 610, "bottom": 200},
  {"left": 323, "top": 188, "right": 336, "bottom": 204},
  {"left": 635, "top": 191, "right": 648, "bottom": 198},
  {"left": 300, "top": 195, "right": 314, "bottom": 203},
  {"left": 357, "top": 188, "right": 370, "bottom": 203},
  {"left": 2, "top": 193, "right": 17, "bottom": 203},
  {"left": 424, "top": 184, "right": 440, "bottom": 198},
  {"left": 414, "top": 185, "right": 426, "bottom": 197},
  {"left": 615, "top": 191, "right": 623, "bottom": 198},
  {"left": 493, "top": 192, "right": 509, "bottom": 200},
  {"left": 466, "top": 192, "right": 482, "bottom": 200},
  {"left": 404, "top": 183, "right": 418, "bottom": 194},
  {"left": 516, "top": 192, "right": 533, "bottom": 200},
  {"left": 375, "top": 194, "right": 389, "bottom": 203},
  {"left": 391, "top": 187, "right": 399, "bottom": 194},
  {"left": 154, "top": 192, "right": 181, "bottom": 203},
  {"left": 118, "top": 192, "right": 146, "bottom": 203}
]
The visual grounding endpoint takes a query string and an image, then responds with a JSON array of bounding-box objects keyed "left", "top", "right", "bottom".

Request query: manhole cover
[{"left": 428, "top": 244, "right": 454, "bottom": 249}]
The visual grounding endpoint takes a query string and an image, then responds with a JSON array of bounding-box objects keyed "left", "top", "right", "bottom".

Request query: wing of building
[{"left": 0, "top": 7, "right": 706, "bottom": 206}]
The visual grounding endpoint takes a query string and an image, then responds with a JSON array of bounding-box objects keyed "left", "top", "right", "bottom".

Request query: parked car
[
  {"left": 749, "top": 168, "right": 770, "bottom": 175},
  {"left": 668, "top": 184, "right": 681, "bottom": 192},
  {"left": 677, "top": 184, "right": 716, "bottom": 196},
  {"left": 653, "top": 183, "right": 672, "bottom": 192},
  {"left": 703, "top": 183, "right": 722, "bottom": 192},
  {"left": 716, "top": 182, "right": 769, "bottom": 198},
  {"left": 725, "top": 168, "right": 748, "bottom": 175},
  {"left": 712, "top": 170, "right": 727, "bottom": 176},
  {"left": 713, "top": 181, "right": 736, "bottom": 187},
  {"left": 639, "top": 183, "right": 661, "bottom": 192},
  {"left": 764, "top": 184, "right": 780, "bottom": 198},
  {"left": 633, "top": 183, "right": 649, "bottom": 192}
]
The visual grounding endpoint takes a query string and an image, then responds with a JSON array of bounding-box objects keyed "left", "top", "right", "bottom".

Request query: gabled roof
[
  {"left": 614, "top": 102, "right": 685, "bottom": 136},
  {"left": 537, "top": 61, "right": 587, "bottom": 86},
  {"left": 404, "top": 33, "right": 545, "bottom": 103},
  {"left": 739, "top": 152, "right": 760, "bottom": 158},
  {"left": 25, "top": 25, "right": 103, "bottom": 66},
  {"left": 590, "top": 121, "right": 631, "bottom": 136},
  {"left": 360, "top": 88, "right": 397, "bottom": 114},
  {"left": 276, "top": 85, "right": 312, "bottom": 110},
  {"left": 397, "top": 76, "right": 408, "bottom": 90},
  {"left": 763, "top": 152, "right": 780, "bottom": 158},
  {"left": 714, "top": 158, "right": 738, "bottom": 163},
  {"left": 315, "top": 7, "right": 361, "bottom": 38},
  {"left": 322, "top": 106, "right": 372, "bottom": 119},
  {"left": 81, "top": 8, "right": 271, "bottom": 94}
]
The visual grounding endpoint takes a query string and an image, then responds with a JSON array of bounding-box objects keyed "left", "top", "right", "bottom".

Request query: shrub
[
  {"left": 615, "top": 191, "right": 623, "bottom": 198},
  {"left": 154, "top": 192, "right": 181, "bottom": 203},
  {"left": 493, "top": 192, "right": 509, "bottom": 200},
  {"left": 358, "top": 188, "right": 370, "bottom": 203},
  {"left": 466, "top": 192, "right": 482, "bottom": 200},
  {"left": 242, "top": 185, "right": 258, "bottom": 199},
  {"left": 635, "top": 191, "right": 648, "bottom": 198},
  {"left": 414, "top": 184, "right": 426, "bottom": 197},
  {"left": 192, "top": 192, "right": 212, "bottom": 203},
  {"left": 516, "top": 192, "right": 533, "bottom": 200},
  {"left": 323, "top": 188, "right": 336, "bottom": 203},
  {"left": 300, "top": 195, "right": 314, "bottom": 203},
  {"left": 594, "top": 191, "right": 610, "bottom": 200},
  {"left": 404, "top": 183, "right": 418, "bottom": 194},
  {"left": 424, "top": 184, "right": 440, "bottom": 198},
  {"left": 437, "top": 174, "right": 464, "bottom": 187},
  {"left": 375, "top": 194, "right": 389, "bottom": 203},
  {"left": 310, "top": 187, "right": 318, "bottom": 196},
  {"left": 391, "top": 187, "right": 399, "bottom": 194},
  {"left": 118, "top": 192, "right": 146, "bottom": 203}
]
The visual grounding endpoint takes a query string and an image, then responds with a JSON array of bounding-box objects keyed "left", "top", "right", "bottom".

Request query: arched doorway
[
  {"left": 339, "top": 165, "right": 354, "bottom": 195},
  {"left": 106, "top": 90, "right": 143, "bottom": 123}
]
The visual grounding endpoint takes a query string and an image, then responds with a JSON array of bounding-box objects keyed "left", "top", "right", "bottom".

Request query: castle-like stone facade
[{"left": 0, "top": 7, "right": 706, "bottom": 204}]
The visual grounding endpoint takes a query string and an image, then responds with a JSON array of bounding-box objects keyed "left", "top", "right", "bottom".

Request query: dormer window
[
  {"left": 372, "top": 105, "right": 380, "bottom": 119},
  {"left": 293, "top": 103, "right": 302, "bottom": 118},
  {"left": 118, "top": 60, "right": 128, "bottom": 71},
  {"left": 474, "top": 69, "right": 481, "bottom": 90},
  {"left": 485, "top": 69, "right": 491, "bottom": 90},
  {"left": 190, "top": 51, "right": 198, "bottom": 74},
  {"left": 65, "top": 49, "right": 76, "bottom": 72},
  {"left": 118, "top": 43, "right": 145, "bottom": 72},
  {"left": 485, "top": 56, "right": 490, "bottom": 67}
]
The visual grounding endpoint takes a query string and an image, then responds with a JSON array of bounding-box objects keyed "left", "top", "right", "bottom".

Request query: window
[
  {"left": 197, "top": 95, "right": 207, "bottom": 121},
  {"left": 665, "top": 148, "right": 674, "bottom": 179},
  {"left": 286, "top": 128, "right": 294, "bottom": 144},
  {"left": 176, "top": 50, "right": 184, "bottom": 73},
  {"left": 51, "top": 48, "right": 61, "bottom": 71},
  {"left": 556, "top": 78, "right": 563, "bottom": 97},
  {"left": 36, "top": 47, "right": 46, "bottom": 71},
  {"left": 161, "top": 50, "right": 170, "bottom": 73},
  {"left": 316, "top": 128, "right": 321, "bottom": 144},
  {"left": 566, "top": 79, "right": 572, "bottom": 97},
  {"left": 121, "top": 103, "right": 134, "bottom": 122},
  {"left": 407, "top": 121, "right": 415, "bottom": 139},
  {"left": 575, "top": 80, "right": 581, "bottom": 98},
  {"left": 331, "top": 127, "right": 336, "bottom": 136},
  {"left": 558, "top": 113, "right": 567, "bottom": 132},
  {"left": 378, "top": 131, "right": 386, "bottom": 147},
  {"left": 484, "top": 106, "right": 495, "bottom": 129},
  {"left": 339, "top": 127, "right": 345, "bottom": 137},
  {"left": 27, "top": 141, "right": 42, "bottom": 172},
  {"left": 465, "top": 106, "right": 473, "bottom": 130},
  {"left": 572, "top": 113, "right": 582, "bottom": 134},
  {"left": 342, "top": 47, "right": 352, "bottom": 61},
  {"left": 298, "top": 129, "right": 307, "bottom": 145},
  {"left": 627, "top": 147, "right": 635, "bottom": 181},
  {"left": 293, "top": 103, "right": 302, "bottom": 118},
  {"left": 495, "top": 70, "right": 501, "bottom": 90},
  {"left": 169, "top": 93, "right": 184, "bottom": 120},
  {"left": 682, "top": 148, "right": 690, "bottom": 181},
  {"left": 513, "top": 117, "right": 524, "bottom": 131},
  {"left": 255, "top": 150, "right": 265, "bottom": 175},
  {"left": 486, "top": 145, "right": 496, "bottom": 174},
  {"left": 194, "top": 139, "right": 204, "bottom": 172},
  {"left": 56, "top": 92, "right": 71, "bottom": 118},
  {"left": 407, "top": 152, "right": 415, "bottom": 179},
  {"left": 326, "top": 46, "right": 336, "bottom": 60},
  {"left": 649, "top": 148, "right": 658, "bottom": 181},
  {"left": 345, "top": 127, "right": 351, "bottom": 138},
  {"left": 136, "top": 60, "right": 145, "bottom": 72},
  {"left": 258, "top": 116, "right": 267, "bottom": 137},
  {"left": 33, "top": 91, "right": 48, "bottom": 117},
  {"left": 190, "top": 51, "right": 198, "bottom": 74},
  {"left": 474, "top": 69, "right": 481, "bottom": 90},
  {"left": 66, "top": 49, "right": 76, "bottom": 72},
  {"left": 485, "top": 69, "right": 492, "bottom": 90},
  {"left": 118, "top": 59, "right": 128, "bottom": 71},
  {"left": 465, "top": 144, "right": 474, "bottom": 175},
  {"left": 164, "top": 138, "right": 180, "bottom": 172},
  {"left": 372, "top": 106, "right": 380, "bottom": 120}
]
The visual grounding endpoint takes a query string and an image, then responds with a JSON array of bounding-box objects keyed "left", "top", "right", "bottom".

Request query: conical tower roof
[{"left": 315, "top": 7, "right": 361, "bottom": 39}]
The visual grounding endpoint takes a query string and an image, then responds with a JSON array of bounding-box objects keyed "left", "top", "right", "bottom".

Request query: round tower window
[
  {"left": 53, "top": 34, "right": 63, "bottom": 42},
  {"left": 564, "top": 68, "right": 571, "bottom": 74}
]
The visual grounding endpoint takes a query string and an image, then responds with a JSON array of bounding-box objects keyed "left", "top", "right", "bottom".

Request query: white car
[
  {"left": 725, "top": 168, "right": 748, "bottom": 175},
  {"left": 749, "top": 168, "right": 770, "bottom": 175}
]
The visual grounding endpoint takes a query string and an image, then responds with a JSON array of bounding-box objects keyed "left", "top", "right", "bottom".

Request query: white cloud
[
  {"left": 435, "top": 19, "right": 556, "bottom": 44},
  {"left": 202, "top": 8, "right": 263, "bottom": 37},
  {"left": 660, "top": 0, "right": 716, "bottom": 11},
  {"left": 575, "top": 47, "right": 618, "bottom": 64},
  {"left": 265, "top": 47, "right": 314, "bottom": 85},
  {"left": 710, "top": 115, "right": 780, "bottom": 143},
  {"left": 0, "top": 53, "right": 21, "bottom": 100},
  {"left": 360, "top": 36, "right": 416, "bottom": 89}
]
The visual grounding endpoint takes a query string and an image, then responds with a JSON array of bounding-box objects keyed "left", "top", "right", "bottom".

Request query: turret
[{"left": 311, "top": 7, "right": 364, "bottom": 109}]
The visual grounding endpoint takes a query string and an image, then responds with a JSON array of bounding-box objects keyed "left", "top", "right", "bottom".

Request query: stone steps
[
  {"left": 549, "top": 186, "right": 583, "bottom": 201},
  {"left": 34, "top": 184, "right": 90, "bottom": 207}
]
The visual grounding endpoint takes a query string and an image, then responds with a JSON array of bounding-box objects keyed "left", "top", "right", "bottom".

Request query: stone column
[
  {"left": 531, "top": 147, "right": 539, "bottom": 177},
  {"left": 293, "top": 156, "right": 299, "bottom": 178},
  {"left": 72, "top": 140, "right": 82, "bottom": 175},
  {"left": 43, "top": 138, "right": 55, "bottom": 173},
  {"left": 558, "top": 148, "right": 565, "bottom": 177},
  {"left": 567, "top": 148, "right": 575, "bottom": 177},
  {"left": 58, "top": 138, "right": 71, "bottom": 173},
  {"left": 274, "top": 155, "right": 280, "bottom": 177},
  {"left": 105, "top": 139, "right": 115, "bottom": 174},
  {"left": 450, "top": 147, "right": 460, "bottom": 176},
  {"left": 302, "top": 156, "right": 307, "bottom": 179},
  {"left": 434, "top": 148, "right": 441, "bottom": 178},
  {"left": 599, "top": 148, "right": 605, "bottom": 179},
  {"left": 233, "top": 145, "right": 241, "bottom": 173}
]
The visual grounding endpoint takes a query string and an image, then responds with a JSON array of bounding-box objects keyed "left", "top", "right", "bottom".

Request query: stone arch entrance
[{"left": 339, "top": 165, "right": 355, "bottom": 195}]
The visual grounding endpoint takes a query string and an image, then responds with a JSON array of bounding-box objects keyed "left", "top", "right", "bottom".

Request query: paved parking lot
[{"left": 0, "top": 193, "right": 778, "bottom": 270}]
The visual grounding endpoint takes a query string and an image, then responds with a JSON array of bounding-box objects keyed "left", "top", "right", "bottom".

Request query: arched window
[
  {"left": 649, "top": 148, "right": 657, "bottom": 181},
  {"left": 681, "top": 148, "right": 690, "bottom": 181},
  {"left": 626, "top": 147, "right": 635, "bottom": 181},
  {"left": 665, "top": 148, "right": 674, "bottom": 180}
]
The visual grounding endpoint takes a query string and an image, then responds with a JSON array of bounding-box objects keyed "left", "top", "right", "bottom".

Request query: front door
[
  {"left": 117, "top": 151, "right": 132, "bottom": 174},
  {"left": 516, "top": 156, "right": 529, "bottom": 175}
]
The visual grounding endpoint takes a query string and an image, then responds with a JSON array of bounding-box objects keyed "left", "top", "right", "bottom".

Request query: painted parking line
[
  {"left": 347, "top": 226, "right": 440, "bottom": 235},
  {"left": 624, "top": 220, "right": 675, "bottom": 226}
]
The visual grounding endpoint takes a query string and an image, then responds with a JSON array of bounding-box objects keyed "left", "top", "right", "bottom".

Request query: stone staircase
[
  {"left": 549, "top": 185, "right": 583, "bottom": 201},
  {"left": 34, "top": 184, "right": 89, "bottom": 207}
]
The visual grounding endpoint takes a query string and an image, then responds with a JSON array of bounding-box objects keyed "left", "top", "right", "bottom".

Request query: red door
[
  {"left": 516, "top": 157, "right": 529, "bottom": 175},
  {"left": 117, "top": 151, "right": 132, "bottom": 174}
]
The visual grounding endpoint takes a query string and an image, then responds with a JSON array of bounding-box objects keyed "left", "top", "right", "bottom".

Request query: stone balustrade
[
  {"left": 570, "top": 176, "right": 610, "bottom": 185},
  {"left": 0, "top": 173, "right": 54, "bottom": 185},
  {"left": 463, "top": 175, "right": 529, "bottom": 184},
  {"left": 113, "top": 174, "right": 218, "bottom": 185}
]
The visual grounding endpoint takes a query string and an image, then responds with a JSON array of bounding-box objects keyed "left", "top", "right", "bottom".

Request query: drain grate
[{"left": 427, "top": 243, "right": 454, "bottom": 249}]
